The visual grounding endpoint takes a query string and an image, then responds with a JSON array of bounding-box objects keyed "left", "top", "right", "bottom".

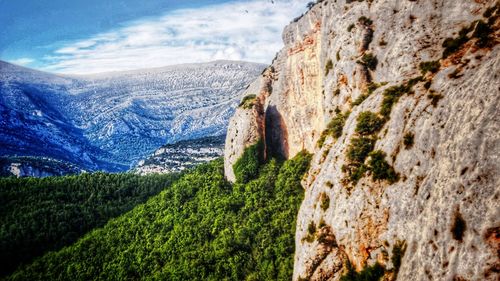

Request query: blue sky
[{"left": 0, "top": 0, "right": 310, "bottom": 74}]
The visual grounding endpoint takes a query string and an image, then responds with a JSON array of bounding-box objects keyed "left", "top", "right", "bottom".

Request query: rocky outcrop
[
  {"left": 224, "top": 70, "right": 272, "bottom": 182},
  {"left": 134, "top": 135, "right": 224, "bottom": 175},
  {"left": 0, "top": 157, "right": 83, "bottom": 177},
  {"left": 224, "top": 0, "right": 499, "bottom": 280}
]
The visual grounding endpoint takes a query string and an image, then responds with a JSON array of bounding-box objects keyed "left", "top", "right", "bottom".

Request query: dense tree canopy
[
  {"left": 0, "top": 172, "right": 179, "bottom": 277},
  {"left": 5, "top": 152, "right": 311, "bottom": 281}
]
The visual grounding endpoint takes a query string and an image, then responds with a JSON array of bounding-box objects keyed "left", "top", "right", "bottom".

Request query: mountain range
[{"left": 0, "top": 60, "right": 264, "bottom": 174}]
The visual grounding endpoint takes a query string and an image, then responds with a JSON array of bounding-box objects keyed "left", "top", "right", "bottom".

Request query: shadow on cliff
[{"left": 265, "top": 105, "right": 289, "bottom": 160}]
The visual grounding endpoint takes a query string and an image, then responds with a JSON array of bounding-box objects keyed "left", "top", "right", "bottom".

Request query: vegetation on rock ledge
[
  {"left": 318, "top": 111, "right": 350, "bottom": 147},
  {"left": 239, "top": 94, "right": 257, "bottom": 109}
]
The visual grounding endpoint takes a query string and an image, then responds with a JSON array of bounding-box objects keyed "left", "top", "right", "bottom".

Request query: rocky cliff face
[{"left": 224, "top": 0, "right": 499, "bottom": 280}]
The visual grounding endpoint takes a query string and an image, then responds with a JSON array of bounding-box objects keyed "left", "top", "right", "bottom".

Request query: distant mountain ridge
[
  {"left": 0, "top": 60, "right": 265, "bottom": 174},
  {"left": 133, "top": 135, "right": 225, "bottom": 175}
]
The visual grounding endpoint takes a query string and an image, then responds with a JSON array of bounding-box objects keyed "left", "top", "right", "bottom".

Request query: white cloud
[
  {"left": 42, "top": 0, "right": 310, "bottom": 74},
  {"left": 10, "top": 57, "right": 35, "bottom": 66}
]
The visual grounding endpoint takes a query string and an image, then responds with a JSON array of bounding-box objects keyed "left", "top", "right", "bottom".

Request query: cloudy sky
[{"left": 0, "top": 0, "right": 310, "bottom": 74}]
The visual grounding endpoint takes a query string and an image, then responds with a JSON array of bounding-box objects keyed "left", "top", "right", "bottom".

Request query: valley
[
  {"left": 1, "top": 0, "right": 499, "bottom": 280},
  {"left": 0, "top": 60, "right": 264, "bottom": 175}
]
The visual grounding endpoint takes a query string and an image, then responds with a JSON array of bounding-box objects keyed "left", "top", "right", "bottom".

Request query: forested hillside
[
  {"left": 0, "top": 172, "right": 179, "bottom": 277},
  {"left": 5, "top": 151, "right": 311, "bottom": 280}
]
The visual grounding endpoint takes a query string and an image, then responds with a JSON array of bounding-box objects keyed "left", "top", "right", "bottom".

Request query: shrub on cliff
[
  {"left": 368, "top": 150, "right": 399, "bottom": 183},
  {"left": 320, "top": 192, "right": 330, "bottom": 211},
  {"left": 239, "top": 94, "right": 257, "bottom": 109},
  {"left": 318, "top": 111, "right": 350, "bottom": 147},
  {"left": 419, "top": 61, "right": 440, "bottom": 75},
  {"left": 340, "top": 260, "right": 385, "bottom": 281},
  {"left": 325, "top": 59, "right": 333, "bottom": 76},
  {"left": 403, "top": 132, "right": 414, "bottom": 149},
  {"left": 358, "top": 53, "right": 378, "bottom": 70},
  {"left": 346, "top": 137, "right": 375, "bottom": 164},
  {"left": 355, "top": 111, "right": 385, "bottom": 135}
]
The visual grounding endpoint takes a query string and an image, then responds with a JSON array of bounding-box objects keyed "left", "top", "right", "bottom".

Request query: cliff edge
[{"left": 224, "top": 0, "right": 499, "bottom": 280}]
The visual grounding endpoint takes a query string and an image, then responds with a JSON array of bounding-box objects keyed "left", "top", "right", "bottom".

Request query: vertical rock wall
[{"left": 224, "top": 0, "right": 499, "bottom": 280}]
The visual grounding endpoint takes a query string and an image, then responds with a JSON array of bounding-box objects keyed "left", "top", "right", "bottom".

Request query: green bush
[
  {"left": 307, "top": 221, "right": 317, "bottom": 235},
  {"left": 352, "top": 93, "right": 369, "bottom": 106},
  {"left": 347, "top": 23, "right": 355, "bottom": 32},
  {"left": 368, "top": 150, "right": 398, "bottom": 183},
  {"left": 349, "top": 164, "right": 368, "bottom": 185},
  {"left": 320, "top": 192, "right": 330, "bottom": 211},
  {"left": 442, "top": 25, "right": 473, "bottom": 58},
  {"left": 352, "top": 83, "right": 379, "bottom": 106},
  {"left": 343, "top": 134, "right": 374, "bottom": 185},
  {"left": 391, "top": 240, "right": 407, "bottom": 278},
  {"left": 328, "top": 111, "right": 350, "bottom": 139},
  {"left": 379, "top": 78, "right": 421, "bottom": 118},
  {"left": 355, "top": 111, "right": 385, "bottom": 136},
  {"left": 403, "top": 132, "right": 414, "bottom": 149},
  {"left": 367, "top": 82, "right": 381, "bottom": 94},
  {"left": 358, "top": 53, "right": 378, "bottom": 70},
  {"left": 325, "top": 59, "right": 334, "bottom": 76},
  {"left": 239, "top": 94, "right": 257, "bottom": 109},
  {"left": 340, "top": 260, "right": 385, "bottom": 281},
  {"left": 318, "top": 111, "right": 350, "bottom": 147},
  {"left": 419, "top": 61, "right": 440, "bottom": 75},
  {"left": 442, "top": 11, "right": 498, "bottom": 57},
  {"left": 233, "top": 140, "right": 264, "bottom": 183},
  {"left": 346, "top": 137, "right": 375, "bottom": 164}
]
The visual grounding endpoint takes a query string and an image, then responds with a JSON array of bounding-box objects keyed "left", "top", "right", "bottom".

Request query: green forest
[
  {"left": 2, "top": 150, "right": 312, "bottom": 280},
  {"left": 0, "top": 172, "right": 179, "bottom": 277}
]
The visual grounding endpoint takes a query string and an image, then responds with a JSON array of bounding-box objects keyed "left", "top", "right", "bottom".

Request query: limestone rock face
[
  {"left": 224, "top": 75, "right": 268, "bottom": 182},
  {"left": 224, "top": 0, "right": 499, "bottom": 280}
]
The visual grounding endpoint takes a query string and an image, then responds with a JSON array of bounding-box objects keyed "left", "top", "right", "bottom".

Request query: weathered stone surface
[
  {"left": 224, "top": 73, "right": 269, "bottom": 182},
  {"left": 224, "top": 0, "right": 499, "bottom": 280}
]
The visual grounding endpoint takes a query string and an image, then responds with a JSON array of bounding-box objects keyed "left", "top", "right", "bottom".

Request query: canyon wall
[{"left": 224, "top": 0, "right": 499, "bottom": 280}]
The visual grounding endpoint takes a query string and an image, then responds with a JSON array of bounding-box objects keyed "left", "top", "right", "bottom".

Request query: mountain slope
[
  {"left": 133, "top": 135, "right": 225, "bottom": 175},
  {"left": 224, "top": 1, "right": 499, "bottom": 280},
  {"left": 0, "top": 61, "right": 119, "bottom": 172},
  {"left": 6, "top": 154, "right": 311, "bottom": 281},
  {"left": 0, "top": 172, "right": 178, "bottom": 277},
  {"left": 0, "top": 60, "right": 264, "bottom": 173}
]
